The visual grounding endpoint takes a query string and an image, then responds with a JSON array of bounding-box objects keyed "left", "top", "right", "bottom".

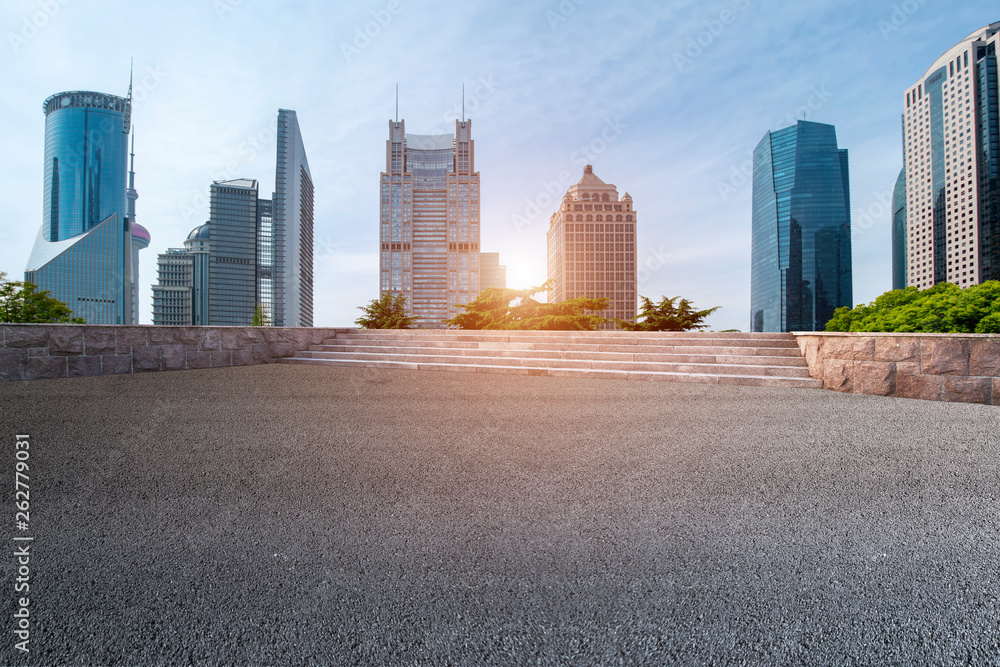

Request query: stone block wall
[
  {"left": 795, "top": 333, "right": 1000, "bottom": 406},
  {"left": 0, "top": 324, "right": 349, "bottom": 383}
]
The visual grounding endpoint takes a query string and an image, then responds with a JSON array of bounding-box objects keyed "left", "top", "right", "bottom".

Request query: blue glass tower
[
  {"left": 25, "top": 89, "right": 135, "bottom": 324},
  {"left": 891, "top": 167, "right": 907, "bottom": 290},
  {"left": 751, "top": 121, "right": 853, "bottom": 332}
]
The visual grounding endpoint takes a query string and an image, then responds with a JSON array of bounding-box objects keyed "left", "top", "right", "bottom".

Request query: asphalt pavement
[{"left": 1, "top": 364, "right": 999, "bottom": 666}]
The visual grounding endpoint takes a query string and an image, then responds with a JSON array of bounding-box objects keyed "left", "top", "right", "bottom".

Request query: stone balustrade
[
  {"left": 794, "top": 332, "right": 1000, "bottom": 405},
  {"left": 0, "top": 324, "right": 349, "bottom": 382}
]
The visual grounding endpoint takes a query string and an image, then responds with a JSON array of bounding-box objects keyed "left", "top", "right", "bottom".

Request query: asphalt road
[{"left": 1, "top": 365, "right": 999, "bottom": 666}]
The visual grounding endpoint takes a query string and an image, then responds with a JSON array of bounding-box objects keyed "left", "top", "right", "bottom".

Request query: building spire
[
  {"left": 462, "top": 83, "right": 465, "bottom": 122},
  {"left": 123, "top": 57, "right": 134, "bottom": 134},
  {"left": 126, "top": 128, "right": 138, "bottom": 222}
]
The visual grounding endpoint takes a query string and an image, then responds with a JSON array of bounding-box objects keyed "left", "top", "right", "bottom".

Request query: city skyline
[{"left": 1, "top": 1, "right": 998, "bottom": 331}]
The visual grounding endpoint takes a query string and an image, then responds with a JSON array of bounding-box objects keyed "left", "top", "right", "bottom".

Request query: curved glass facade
[
  {"left": 26, "top": 90, "right": 133, "bottom": 324},
  {"left": 891, "top": 168, "right": 907, "bottom": 290},
  {"left": 42, "top": 92, "right": 129, "bottom": 242},
  {"left": 751, "top": 121, "right": 853, "bottom": 332}
]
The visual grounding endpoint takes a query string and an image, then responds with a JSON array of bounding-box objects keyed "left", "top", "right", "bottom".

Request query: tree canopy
[
  {"left": 355, "top": 292, "right": 417, "bottom": 329},
  {"left": 618, "top": 295, "right": 720, "bottom": 332},
  {"left": 825, "top": 281, "right": 1000, "bottom": 333},
  {"left": 0, "top": 273, "right": 85, "bottom": 324},
  {"left": 252, "top": 303, "right": 271, "bottom": 327},
  {"left": 444, "top": 281, "right": 609, "bottom": 330}
]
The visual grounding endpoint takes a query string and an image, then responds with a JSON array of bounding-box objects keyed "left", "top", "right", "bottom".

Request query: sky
[{"left": 0, "top": 0, "right": 997, "bottom": 330}]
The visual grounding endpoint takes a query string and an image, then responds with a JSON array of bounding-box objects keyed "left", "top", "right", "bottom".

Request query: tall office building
[
  {"left": 151, "top": 222, "right": 210, "bottom": 326},
  {"left": 152, "top": 248, "right": 194, "bottom": 326},
  {"left": 381, "top": 119, "right": 480, "bottom": 328},
  {"left": 208, "top": 179, "right": 261, "bottom": 326},
  {"left": 891, "top": 167, "right": 907, "bottom": 290},
  {"left": 480, "top": 252, "right": 507, "bottom": 290},
  {"left": 546, "top": 165, "right": 637, "bottom": 328},
  {"left": 901, "top": 23, "right": 1000, "bottom": 289},
  {"left": 25, "top": 88, "right": 143, "bottom": 324},
  {"left": 751, "top": 121, "right": 853, "bottom": 332},
  {"left": 271, "top": 109, "right": 314, "bottom": 327}
]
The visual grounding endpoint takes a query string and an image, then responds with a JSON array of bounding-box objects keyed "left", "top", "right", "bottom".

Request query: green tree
[
  {"left": 444, "top": 281, "right": 609, "bottom": 330},
  {"left": 618, "top": 295, "right": 720, "bottom": 332},
  {"left": 355, "top": 292, "right": 417, "bottom": 329},
  {"left": 825, "top": 281, "right": 1000, "bottom": 333},
  {"left": 252, "top": 303, "right": 271, "bottom": 327},
  {"left": 0, "top": 273, "right": 85, "bottom": 324}
]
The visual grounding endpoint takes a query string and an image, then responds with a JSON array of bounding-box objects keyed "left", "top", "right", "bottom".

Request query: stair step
[
  {"left": 295, "top": 351, "right": 811, "bottom": 377},
  {"left": 279, "top": 357, "right": 822, "bottom": 389},
  {"left": 320, "top": 337, "right": 801, "bottom": 351},
  {"left": 309, "top": 343, "right": 806, "bottom": 362}
]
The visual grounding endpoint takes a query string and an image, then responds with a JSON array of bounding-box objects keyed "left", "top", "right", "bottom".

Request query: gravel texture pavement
[{"left": 1, "top": 364, "right": 999, "bottom": 666}]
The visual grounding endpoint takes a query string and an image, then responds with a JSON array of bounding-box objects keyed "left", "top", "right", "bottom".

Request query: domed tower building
[
  {"left": 546, "top": 165, "right": 637, "bottom": 328},
  {"left": 151, "top": 222, "right": 211, "bottom": 326}
]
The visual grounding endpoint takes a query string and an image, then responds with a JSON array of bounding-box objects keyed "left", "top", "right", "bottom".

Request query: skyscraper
[
  {"left": 208, "top": 179, "right": 260, "bottom": 326},
  {"left": 751, "top": 121, "right": 853, "bottom": 332},
  {"left": 271, "top": 109, "right": 314, "bottom": 327},
  {"left": 25, "top": 88, "right": 142, "bottom": 324},
  {"left": 151, "top": 222, "right": 210, "bottom": 326},
  {"left": 891, "top": 167, "right": 907, "bottom": 290},
  {"left": 901, "top": 23, "right": 1000, "bottom": 289},
  {"left": 480, "top": 252, "right": 507, "bottom": 291},
  {"left": 381, "top": 119, "right": 480, "bottom": 328},
  {"left": 546, "top": 165, "right": 637, "bottom": 328}
]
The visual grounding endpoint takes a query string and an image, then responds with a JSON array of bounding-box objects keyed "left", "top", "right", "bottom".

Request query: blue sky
[{"left": 0, "top": 0, "right": 997, "bottom": 329}]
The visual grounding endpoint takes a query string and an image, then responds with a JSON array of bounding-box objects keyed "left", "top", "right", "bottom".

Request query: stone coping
[
  {"left": 0, "top": 324, "right": 348, "bottom": 383},
  {"left": 793, "top": 332, "right": 1000, "bottom": 406}
]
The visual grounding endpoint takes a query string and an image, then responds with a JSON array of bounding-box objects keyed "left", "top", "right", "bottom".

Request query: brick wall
[
  {"left": 794, "top": 333, "right": 1000, "bottom": 406},
  {"left": 0, "top": 324, "right": 349, "bottom": 382}
]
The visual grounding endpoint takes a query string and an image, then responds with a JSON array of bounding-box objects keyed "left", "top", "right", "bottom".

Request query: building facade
[
  {"left": 901, "top": 23, "right": 1000, "bottom": 289},
  {"left": 271, "top": 109, "right": 314, "bottom": 327},
  {"left": 751, "top": 121, "right": 853, "bottom": 333},
  {"left": 891, "top": 167, "right": 907, "bottom": 290},
  {"left": 546, "top": 165, "right": 637, "bottom": 328},
  {"left": 380, "top": 119, "right": 480, "bottom": 328},
  {"left": 152, "top": 248, "right": 194, "bottom": 326},
  {"left": 151, "top": 222, "right": 210, "bottom": 326},
  {"left": 480, "top": 252, "right": 507, "bottom": 291},
  {"left": 208, "top": 179, "right": 261, "bottom": 326},
  {"left": 25, "top": 89, "right": 145, "bottom": 324}
]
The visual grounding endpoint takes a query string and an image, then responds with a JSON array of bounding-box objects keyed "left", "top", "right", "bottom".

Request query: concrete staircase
[{"left": 279, "top": 330, "right": 822, "bottom": 389}]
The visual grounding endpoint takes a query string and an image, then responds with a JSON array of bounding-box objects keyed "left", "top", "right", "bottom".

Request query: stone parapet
[
  {"left": 0, "top": 324, "right": 349, "bottom": 382},
  {"left": 794, "top": 332, "right": 1000, "bottom": 406}
]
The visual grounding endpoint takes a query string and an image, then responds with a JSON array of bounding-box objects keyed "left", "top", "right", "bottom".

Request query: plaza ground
[{"left": 1, "top": 365, "right": 998, "bottom": 665}]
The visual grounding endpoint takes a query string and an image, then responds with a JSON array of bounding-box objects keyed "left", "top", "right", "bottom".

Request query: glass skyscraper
[
  {"left": 751, "top": 121, "right": 853, "bottom": 332},
  {"left": 891, "top": 167, "right": 907, "bottom": 290},
  {"left": 901, "top": 23, "right": 1000, "bottom": 289},
  {"left": 25, "top": 89, "right": 144, "bottom": 324},
  {"left": 380, "top": 120, "right": 480, "bottom": 328},
  {"left": 208, "top": 179, "right": 261, "bottom": 326},
  {"left": 271, "top": 109, "right": 314, "bottom": 327}
]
